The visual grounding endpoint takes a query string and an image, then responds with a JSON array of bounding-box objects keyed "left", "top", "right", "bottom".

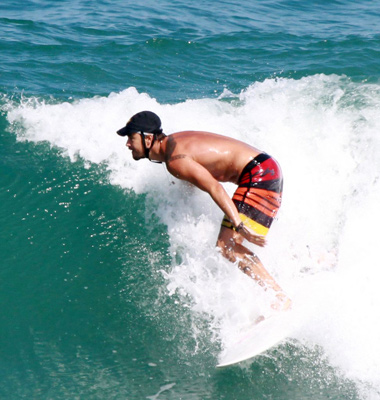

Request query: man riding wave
[{"left": 117, "top": 111, "right": 291, "bottom": 311}]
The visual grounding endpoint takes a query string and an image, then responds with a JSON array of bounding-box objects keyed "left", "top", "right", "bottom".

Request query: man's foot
[{"left": 271, "top": 292, "right": 292, "bottom": 312}]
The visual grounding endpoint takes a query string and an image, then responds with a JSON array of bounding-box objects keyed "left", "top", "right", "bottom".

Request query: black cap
[{"left": 117, "top": 111, "right": 162, "bottom": 137}]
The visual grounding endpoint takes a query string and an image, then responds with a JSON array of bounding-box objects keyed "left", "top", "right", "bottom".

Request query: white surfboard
[{"left": 217, "top": 313, "right": 293, "bottom": 368}]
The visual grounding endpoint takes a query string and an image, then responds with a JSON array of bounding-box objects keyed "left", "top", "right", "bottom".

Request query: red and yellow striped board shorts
[{"left": 222, "top": 153, "right": 283, "bottom": 236}]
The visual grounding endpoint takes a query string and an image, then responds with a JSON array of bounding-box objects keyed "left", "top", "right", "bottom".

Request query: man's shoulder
[
  {"left": 169, "top": 130, "right": 217, "bottom": 139},
  {"left": 166, "top": 153, "right": 187, "bottom": 163},
  {"left": 164, "top": 132, "right": 194, "bottom": 162}
]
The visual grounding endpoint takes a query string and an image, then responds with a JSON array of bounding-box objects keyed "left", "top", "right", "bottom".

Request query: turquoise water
[{"left": 1, "top": 1, "right": 380, "bottom": 398}]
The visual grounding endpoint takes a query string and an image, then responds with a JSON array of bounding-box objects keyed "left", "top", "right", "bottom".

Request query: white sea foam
[{"left": 5, "top": 74, "right": 380, "bottom": 398}]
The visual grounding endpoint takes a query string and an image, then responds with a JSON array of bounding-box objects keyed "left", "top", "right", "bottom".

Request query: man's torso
[{"left": 164, "top": 131, "right": 261, "bottom": 184}]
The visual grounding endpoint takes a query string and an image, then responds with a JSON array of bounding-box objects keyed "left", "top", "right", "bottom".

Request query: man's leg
[{"left": 217, "top": 226, "right": 291, "bottom": 311}]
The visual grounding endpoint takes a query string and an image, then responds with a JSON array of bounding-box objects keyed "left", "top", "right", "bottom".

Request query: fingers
[
  {"left": 254, "top": 235, "right": 267, "bottom": 247},
  {"left": 239, "top": 225, "right": 267, "bottom": 247},
  {"left": 249, "top": 232, "right": 267, "bottom": 247}
]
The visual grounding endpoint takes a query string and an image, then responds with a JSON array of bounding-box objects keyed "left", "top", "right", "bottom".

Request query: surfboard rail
[{"left": 217, "top": 313, "right": 293, "bottom": 368}]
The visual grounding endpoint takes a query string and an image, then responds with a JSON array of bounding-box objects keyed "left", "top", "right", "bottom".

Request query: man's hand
[{"left": 239, "top": 225, "right": 267, "bottom": 247}]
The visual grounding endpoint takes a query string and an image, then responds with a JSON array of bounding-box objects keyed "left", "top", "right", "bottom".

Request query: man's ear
[{"left": 144, "top": 134, "right": 154, "bottom": 148}]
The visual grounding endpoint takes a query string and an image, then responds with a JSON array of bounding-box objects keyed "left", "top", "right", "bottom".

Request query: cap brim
[{"left": 116, "top": 126, "right": 130, "bottom": 136}]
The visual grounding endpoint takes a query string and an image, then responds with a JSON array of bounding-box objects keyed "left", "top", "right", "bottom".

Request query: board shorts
[{"left": 222, "top": 153, "right": 283, "bottom": 236}]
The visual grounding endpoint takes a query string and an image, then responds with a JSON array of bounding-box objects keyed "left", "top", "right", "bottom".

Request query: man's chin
[{"left": 132, "top": 154, "right": 144, "bottom": 161}]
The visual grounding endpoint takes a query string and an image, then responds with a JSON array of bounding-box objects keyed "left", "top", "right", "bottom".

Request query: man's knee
[{"left": 217, "top": 237, "right": 237, "bottom": 262}]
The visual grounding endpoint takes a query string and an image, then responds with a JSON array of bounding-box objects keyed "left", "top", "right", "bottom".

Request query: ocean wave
[{"left": 3, "top": 75, "right": 380, "bottom": 395}]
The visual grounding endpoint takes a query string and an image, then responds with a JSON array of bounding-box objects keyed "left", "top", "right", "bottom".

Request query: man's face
[{"left": 126, "top": 133, "right": 145, "bottom": 160}]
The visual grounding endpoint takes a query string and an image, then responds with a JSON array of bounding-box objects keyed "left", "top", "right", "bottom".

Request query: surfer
[{"left": 117, "top": 111, "right": 291, "bottom": 311}]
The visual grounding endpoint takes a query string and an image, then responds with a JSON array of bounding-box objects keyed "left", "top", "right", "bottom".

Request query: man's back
[{"left": 165, "top": 131, "right": 261, "bottom": 184}]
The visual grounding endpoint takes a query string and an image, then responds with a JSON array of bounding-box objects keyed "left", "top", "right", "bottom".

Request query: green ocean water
[{"left": 1, "top": 1, "right": 380, "bottom": 399}]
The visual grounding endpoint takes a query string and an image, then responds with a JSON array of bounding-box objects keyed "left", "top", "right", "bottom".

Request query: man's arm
[
  {"left": 166, "top": 156, "right": 266, "bottom": 246},
  {"left": 167, "top": 156, "right": 240, "bottom": 223}
]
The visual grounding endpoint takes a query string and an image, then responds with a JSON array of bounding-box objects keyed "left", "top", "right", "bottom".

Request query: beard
[{"left": 132, "top": 150, "right": 144, "bottom": 161}]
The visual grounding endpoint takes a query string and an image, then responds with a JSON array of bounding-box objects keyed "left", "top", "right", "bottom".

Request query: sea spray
[{"left": 4, "top": 74, "right": 380, "bottom": 397}]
